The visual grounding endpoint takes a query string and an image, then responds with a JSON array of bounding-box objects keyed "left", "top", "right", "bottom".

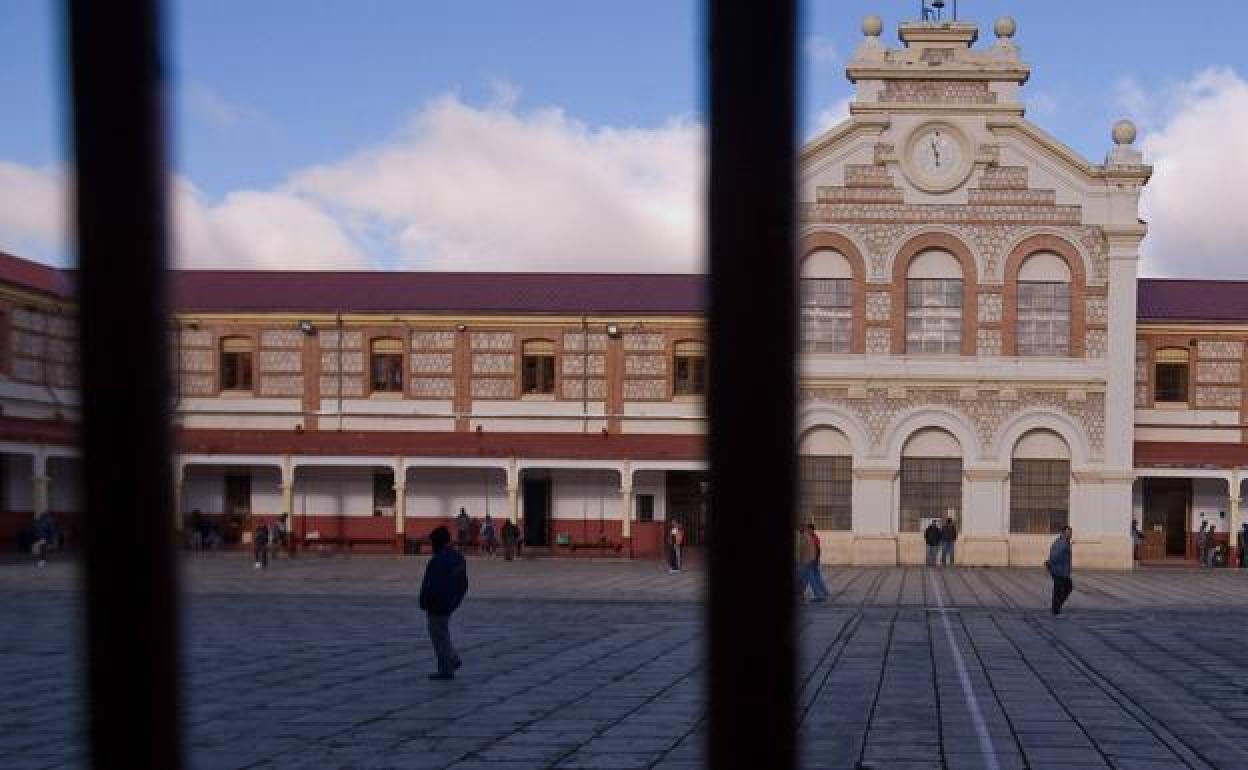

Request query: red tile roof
[
  {"left": 0, "top": 251, "right": 73, "bottom": 299},
  {"left": 1138, "top": 279, "right": 1248, "bottom": 323}
]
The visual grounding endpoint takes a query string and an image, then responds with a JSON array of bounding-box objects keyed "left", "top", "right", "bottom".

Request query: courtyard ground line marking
[{"left": 928, "top": 572, "right": 1000, "bottom": 770}]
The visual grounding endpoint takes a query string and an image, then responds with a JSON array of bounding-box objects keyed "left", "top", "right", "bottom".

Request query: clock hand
[{"left": 930, "top": 140, "right": 941, "bottom": 167}]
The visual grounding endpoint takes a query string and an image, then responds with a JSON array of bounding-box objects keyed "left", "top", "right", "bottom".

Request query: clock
[{"left": 902, "top": 122, "right": 972, "bottom": 193}]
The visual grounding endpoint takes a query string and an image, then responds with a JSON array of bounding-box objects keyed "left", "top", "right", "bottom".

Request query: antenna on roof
[{"left": 920, "top": 0, "right": 956, "bottom": 21}]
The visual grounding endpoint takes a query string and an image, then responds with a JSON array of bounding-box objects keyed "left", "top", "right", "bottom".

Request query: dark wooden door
[
  {"left": 522, "top": 478, "right": 551, "bottom": 547},
  {"left": 1142, "top": 478, "right": 1190, "bottom": 557}
]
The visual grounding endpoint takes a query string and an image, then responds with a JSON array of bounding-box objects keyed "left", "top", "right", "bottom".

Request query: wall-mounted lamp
[
  {"left": 297, "top": 320, "right": 315, "bottom": 335},
  {"left": 605, "top": 323, "right": 620, "bottom": 338},
  {"left": 456, "top": 324, "right": 467, "bottom": 332}
]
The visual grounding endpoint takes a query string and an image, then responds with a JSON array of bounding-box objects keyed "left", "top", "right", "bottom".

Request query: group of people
[
  {"left": 923, "top": 517, "right": 959, "bottom": 566},
  {"left": 454, "top": 508, "right": 522, "bottom": 561}
]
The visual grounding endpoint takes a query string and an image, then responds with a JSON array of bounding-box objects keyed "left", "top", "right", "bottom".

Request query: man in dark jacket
[
  {"left": 1046, "top": 526, "right": 1074, "bottom": 616},
  {"left": 940, "top": 517, "right": 958, "bottom": 566},
  {"left": 32, "top": 512, "right": 58, "bottom": 568},
  {"left": 923, "top": 520, "right": 942, "bottom": 566},
  {"left": 419, "top": 526, "right": 468, "bottom": 680}
]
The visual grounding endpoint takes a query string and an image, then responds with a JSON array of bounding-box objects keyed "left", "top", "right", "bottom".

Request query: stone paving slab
[{"left": 6, "top": 558, "right": 1248, "bottom": 767}]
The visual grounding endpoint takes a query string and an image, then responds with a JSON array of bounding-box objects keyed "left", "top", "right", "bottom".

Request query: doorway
[
  {"left": 666, "top": 471, "right": 710, "bottom": 546},
  {"left": 224, "top": 472, "right": 251, "bottom": 544},
  {"left": 522, "top": 476, "right": 551, "bottom": 547},
  {"left": 1142, "top": 478, "right": 1190, "bottom": 557}
]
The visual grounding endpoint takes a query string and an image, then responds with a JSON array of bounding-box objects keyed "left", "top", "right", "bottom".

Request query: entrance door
[
  {"left": 224, "top": 473, "right": 251, "bottom": 544},
  {"left": 522, "top": 477, "right": 551, "bottom": 547},
  {"left": 665, "top": 471, "right": 710, "bottom": 545},
  {"left": 1142, "top": 478, "right": 1191, "bottom": 557}
]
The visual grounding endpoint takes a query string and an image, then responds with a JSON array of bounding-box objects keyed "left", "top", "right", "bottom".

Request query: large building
[{"left": 0, "top": 14, "right": 1245, "bottom": 567}]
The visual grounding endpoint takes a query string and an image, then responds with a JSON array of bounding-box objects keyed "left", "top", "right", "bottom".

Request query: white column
[
  {"left": 963, "top": 467, "right": 1009, "bottom": 566},
  {"left": 506, "top": 459, "right": 520, "bottom": 524},
  {"left": 851, "top": 466, "right": 897, "bottom": 565},
  {"left": 620, "top": 464, "right": 634, "bottom": 540},
  {"left": 393, "top": 460, "right": 406, "bottom": 548},
  {"left": 31, "top": 451, "right": 49, "bottom": 518}
]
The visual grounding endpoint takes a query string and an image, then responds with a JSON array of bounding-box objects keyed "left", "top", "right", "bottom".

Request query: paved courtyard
[{"left": 5, "top": 554, "right": 1248, "bottom": 769}]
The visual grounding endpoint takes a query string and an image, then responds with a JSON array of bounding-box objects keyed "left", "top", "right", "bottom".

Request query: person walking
[
  {"left": 924, "top": 519, "right": 942, "bottom": 567},
  {"left": 1197, "top": 521, "right": 1209, "bottom": 567},
  {"left": 455, "top": 508, "right": 471, "bottom": 552},
  {"left": 1130, "top": 520, "right": 1144, "bottom": 564},
  {"left": 501, "top": 518, "right": 518, "bottom": 561},
  {"left": 253, "top": 521, "right": 270, "bottom": 569},
  {"left": 1045, "top": 526, "right": 1074, "bottom": 616},
  {"left": 270, "top": 513, "right": 289, "bottom": 560},
  {"left": 480, "top": 514, "right": 496, "bottom": 558},
  {"left": 799, "top": 523, "right": 830, "bottom": 602},
  {"left": 419, "top": 526, "right": 468, "bottom": 680},
  {"left": 668, "top": 521, "right": 684, "bottom": 573},
  {"left": 940, "top": 516, "right": 958, "bottom": 567},
  {"left": 31, "top": 511, "right": 58, "bottom": 568}
]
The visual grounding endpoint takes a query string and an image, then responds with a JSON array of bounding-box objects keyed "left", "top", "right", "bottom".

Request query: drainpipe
[{"left": 336, "top": 311, "right": 343, "bottom": 432}]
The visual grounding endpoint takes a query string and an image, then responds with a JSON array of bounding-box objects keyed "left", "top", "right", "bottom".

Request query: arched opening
[
  {"left": 1015, "top": 251, "right": 1072, "bottom": 357},
  {"left": 798, "top": 427, "right": 852, "bottom": 531},
  {"left": 1009, "top": 429, "right": 1071, "bottom": 534},
  {"left": 900, "top": 427, "right": 962, "bottom": 532},
  {"left": 800, "top": 249, "right": 853, "bottom": 353},
  {"left": 905, "top": 249, "right": 963, "bottom": 354}
]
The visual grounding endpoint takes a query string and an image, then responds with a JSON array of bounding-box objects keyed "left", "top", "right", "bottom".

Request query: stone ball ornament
[
  {"left": 863, "top": 14, "right": 883, "bottom": 37},
  {"left": 993, "top": 16, "right": 1017, "bottom": 39},
  {"left": 1112, "top": 119, "right": 1138, "bottom": 146}
]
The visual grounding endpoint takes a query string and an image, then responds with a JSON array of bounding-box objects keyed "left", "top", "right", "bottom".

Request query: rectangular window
[
  {"left": 800, "top": 278, "right": 852, "bottom": 353},
  {"left": 905, "top": 279, "right": 962, "bottom": 354},
  {"left": 219, "top": 338, "right": 253, "bottom": 391},
  {"left": 1009, "top": 459, "right": 1070, "bottom": 534},
  {"left": 373, "top": 470, "right": 396, "bottom": 517},
  {"left": 799, "top": 456, "right": 852, "bottom": 531},
  {"left": 674, "top": 355, "right": 706, "bottom": 395},
  {"left": 1155, "top": 362, "right": 1189, "bottom": 403},
  {"left": 899, "top": 457, "right": 961, "bottom": 532},
  {"left": 522, "top": 354, "right": 556, "bottom": 394},
  {"left": 637, "top": 494, "right": 655, "bottom": 523},
  {"left": 1016, "top": 282, "right": 1070, "bottom": 356},
  {"left": 370, "top": 338, "right": 404, "bottom": 393}
]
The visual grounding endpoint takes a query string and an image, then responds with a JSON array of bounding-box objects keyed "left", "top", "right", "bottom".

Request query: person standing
[
  {"left": 1197, "top": 521, "right": 1209, "bottom": 567},
  {"left": 924, "top": 519, "right": 942, "bottom": 567},
  {"left": 32, "top": 511, "right": 58, "bottom": 568},
  {"left": 801, "top": 523, "right": 830, "bottom": 602},
  {"left": 455, "top": 508, "right": 471, "bottom": 551},
  {"left": 419, "top": 526, "right": 468, "bottom": 680},
  {"left": 481, "top": 514, "right": 496, "bottom": 558},
  {"left": 253, "top": 521, "right": 270, "bottom": 569},
  {"left": 1046, "top": 526, "right": 1074, "bottom": 616},
  {"left": 1130, "top": 520, "right": 1144, "bottom": 564},
  {"left": 270, "top": 513, "right": 289, "bottom": 560},
  {"left": 940, "top": 516, "right": 958, "bottom": 567},
  {"left": 668, "top": 521, "right": 685, "bottom": 573},
  {"left": 501, "top": 519, "right": 518, "bottom": 561}
]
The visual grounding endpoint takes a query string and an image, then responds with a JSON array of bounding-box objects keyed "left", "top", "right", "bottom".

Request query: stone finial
[
  {"left": 1112, "top": 119, "right": 1138, "bottom": 146},
  {"left": 993, "top": 16, "right": 1017, "bottom": 39},
  {"left": 862, "top": 14, "right": 883, "bottom": 37}
]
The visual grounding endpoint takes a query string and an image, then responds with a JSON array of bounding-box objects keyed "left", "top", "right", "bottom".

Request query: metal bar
[
  {"left": 706, "top": 0, "right": 797, "bottom": 768},
  {"left": 67, "top": 1, "right": 182, "bottom": 768}
]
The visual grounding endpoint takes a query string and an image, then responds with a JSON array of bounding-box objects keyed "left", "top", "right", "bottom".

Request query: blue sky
[{"left": 2, "top": 1, "right": 1247, "bottom": 275}]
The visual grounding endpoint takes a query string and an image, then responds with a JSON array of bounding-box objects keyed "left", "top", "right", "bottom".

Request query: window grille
[
  {"left": 799, "top": 455, "right": 851, "bottom": 530},
  {"left": 1016, "top": 282, "right": 1070, "bottom": 356},
  {"left": 899, "top": 457, "right": 962, "bottom": 531},
  {"left": 1009, "top": 459, "right": 1070, "bottom": 533},
  {"left": 905, "top": 278, "right": 962, "bottom": 354},
  {"left": 800, "top": 278, "right": 851, "bottom": 352}
]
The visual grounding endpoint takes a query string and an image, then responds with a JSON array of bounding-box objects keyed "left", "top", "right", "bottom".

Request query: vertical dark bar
[
  {"left": 67, "top": 1, "right": 182, "bottom": 768},
  {"left": 707, "top": 0, "right": 796, "bottom": 769}
]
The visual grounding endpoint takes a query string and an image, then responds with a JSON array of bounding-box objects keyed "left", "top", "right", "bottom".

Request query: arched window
[
  {"left": 900, "top": 428, "right": 962, "bottom": 531},
  {"left": 370, "top": 337, "right": 404, "bottom": 393},
  {"left": 905, "top": 250, "right": 962, "bottom": 354},
  {"left": 521, "top": 339, "right": 556, "bottom": 395},
  {"left": 219, "top": 336, "right": 254, "bottom": 392},
  {"left": 1154, "top": 347, "right": 1189, "bottom": 404},
  {"left": 799, "top": 428, "right": 852, "bottom": 531},
  {"left": 1016, "top": 251, "right": 1071, "bottom": 356},
  {"left": 672, "top": 340, "right": 706, "bottom": 396},
  {"left": 1009, "top": 430, "right": 1071, "bottom": 534},
  {"left": 800, "top": 249, "right": 853, "bottom": 353}
]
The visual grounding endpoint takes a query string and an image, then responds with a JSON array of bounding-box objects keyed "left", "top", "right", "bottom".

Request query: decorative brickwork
[
  {"left": 259, "top": 350, "right": 301, "bottom": 373},
  {"left": 410, "top": 353, "right": 454, "bottom": 375},
  {"left": 410, "top": 377, "right": 455, "bottom": 399},
  {"left": 318, "top": 330, "right": 362, "bottom": 350},
  {"left": 1195, "top": 386, "right": 1242, "bottom": 409},
  {"left": 179, "top": 329, "right": 213, "bottom": 348},
  {"left": 472, "top": 353, "right": 514, "bottom": 375},
  {"left": 12, "top": 358, "right": 43, "bottom": 382},
  {"left": 563, "top": 332, "right": 608, "bottom": 352},
  {"left": 260, "top": 330, "right": 303, "bottom": 348},
  {"left": 319, "top": 376, "right": 365, "bottom": 398},
  {"left": 625, "top": 354, "right": 666, "bottom": 377},
  {"left": 977, "top": 328, "right": 1002, "bottom": 356},
  {"left": 844, "top": 165, "right": 895, "bottom": 188},
  {"left": 623, "top": 379, "right": 666, "bottom": 401},
  {"left": 1085, "top": 297, "right": 1108, "bottom": 326},
  {"left": 180, "top": 349, "right": 214, "bottom": 372},
  {"left": 562, "top": 378, "right": 608, "bottom": 400},
  {"left": 802, "top": 202, "right": 1083, "bottom": 228},
  {"left": 1085, "top": 330, "right": 1108, "bottom": 359},
  {"left": 320, "top": 351, "right": 363, "bottom": 374},
  {"left": 866, "top": 327, "right": 891, "bottom": 354},
  {"left": 865, "top": 291, "right": 891, "bottom": 322},
  {"left": 1196, "top": 360, "right": 1240, "bottom": 384},
  {"left": 471, "top": 331, "right": 514, "bottom": 351},
  {"left": 816, "top": 187, "right": 905, "bottom": 204},
  {"left": 978, "top": 167, "right": 1028, "bottom": 190},
  {"left": 258, "top": 375, "right": 303, "bottom": 397},
  {"left": 623, "top": 333, "right": 665, "bottom": 352},
  {"left": 471, "top": 378, "right": 514, "bottom": 399},
  {"left": 977, "top": 292, "right": 1002, "bottom": 324},
  {"left": 11, "top": 307, "right": 47, "bottom": 332},
  {"left": 562, "top": 354, "right": 607, "bottom": 377},
  {"left": 880, "top": 79, "right": 996, "bottom": 104},
  {"left": 800, "top": 387, "right": 1106, "bottom": 459},
  {"left": 1135, "top": 384, "right": 1150, "bottom": 408},
  {"left": 967, "top": 189, "right": 1057, "bottom": 206},
  {"left": 1197, "top": 340, "right": 1244, "bottom": 360},
  {"left": 181, "top": 374, "right": 214, "bottom": 396},
  {"left": 411, "top": 330, "right": 456, "bottom": 350}
]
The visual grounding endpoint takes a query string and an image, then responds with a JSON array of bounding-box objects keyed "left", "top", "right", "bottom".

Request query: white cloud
[
  {"left": 1131, "top": 67, "right": 1248, "bottom": 278},
  {"left": 806, "top": 96, "right": 852, "bottom": 139},
  {"left": 184, "top": 83, "right": 273, "bottom": 132},
  {"left": 0, "top": 161, "right": 68, "bottom": 264},
  {"left": 290, "top": 94, "right": 705, "bottom": 272}
]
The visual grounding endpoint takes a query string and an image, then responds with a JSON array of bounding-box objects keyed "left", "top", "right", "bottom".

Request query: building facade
[{"left": 0, "top": 14, "right": 1244, "bottom": 568}]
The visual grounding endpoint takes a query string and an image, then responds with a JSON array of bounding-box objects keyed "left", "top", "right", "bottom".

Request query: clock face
[{"left": 904, "top": 123, "right": 970, "bottom": 192}]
